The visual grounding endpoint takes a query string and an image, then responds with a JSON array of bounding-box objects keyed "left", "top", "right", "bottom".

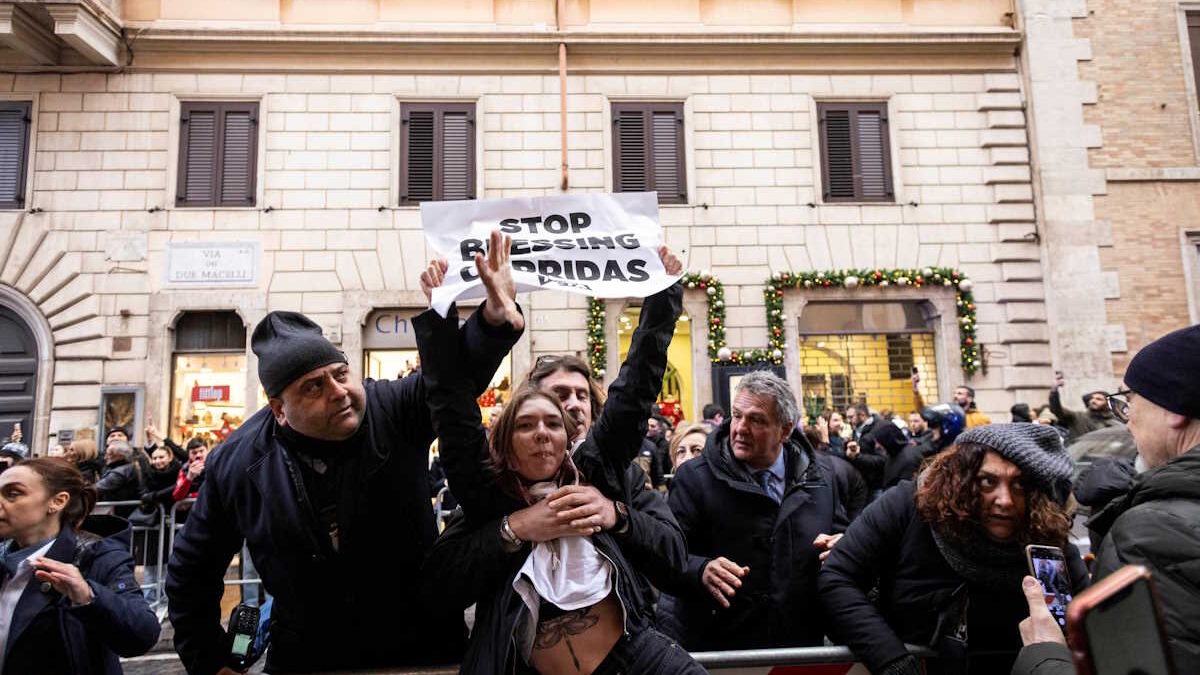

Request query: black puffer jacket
[
  {"left": 819, "top": 481, "right": 1088, "bottom": 675},
  {"left": 825, "top": 452, "right": 869, "bottom": 522},
  {"left": 1090, "top": 446, "right": 1200, "bottom": 673},
  {"left": 666, "top": 424, "right": 846, "bottom": 650}
]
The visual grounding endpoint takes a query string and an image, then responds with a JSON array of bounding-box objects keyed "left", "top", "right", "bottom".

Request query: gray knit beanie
[{"left": 956, "top": 423, "right": 1073, "bottom": 505}]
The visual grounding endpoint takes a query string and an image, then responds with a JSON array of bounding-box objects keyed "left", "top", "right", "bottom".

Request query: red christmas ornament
[
  {"left": 594, "top": 344, "right": 602, "bottom": 352},
  {"left": 776, "top": 290, "right": 783, "bottom": 298},
  {"left": 873, "top": 271, "right": 882, "bottom": 279},
  {"left": 823, "top": 280, "right": 830, "bottom": 287},
  {"left": 712, "top": 317, "right": 721, "bottom": 325},
  {"left": 965, "top": 338, "right": 974, "bottom": 346}
]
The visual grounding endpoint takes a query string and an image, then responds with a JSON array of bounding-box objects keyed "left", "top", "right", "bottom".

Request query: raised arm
[
  {"left": 577, "top": 253, "right": 682, "bottom": 490},
  {"left": 414, "top": 231, "right": 525, "bottom": 523},
  {"left": 165, "top": 449, "right": 245, "bottom": 675}
]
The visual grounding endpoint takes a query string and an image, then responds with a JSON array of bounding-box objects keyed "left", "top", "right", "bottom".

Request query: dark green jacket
[{"left": 1089, "top": 446, "right": 1200, "bottom": 673}]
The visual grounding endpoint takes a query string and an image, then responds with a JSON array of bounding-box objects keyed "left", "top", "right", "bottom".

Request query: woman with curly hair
[{"left": 818, "top": 424, "right": 1089, "bottom": 675}]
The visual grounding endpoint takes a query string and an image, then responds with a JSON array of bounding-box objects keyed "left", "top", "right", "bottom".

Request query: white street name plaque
[{"left": 165, "top": 242, "right": 260, "bottom": 287}]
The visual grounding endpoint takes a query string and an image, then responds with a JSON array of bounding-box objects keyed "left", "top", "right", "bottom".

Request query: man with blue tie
[{"left": 663, "top": 370, "right": 846, "bottom": 650}]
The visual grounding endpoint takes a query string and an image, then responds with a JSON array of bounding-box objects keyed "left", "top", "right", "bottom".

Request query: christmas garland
[
  {"left": 584, "top": 266, "right": 980, "bottom": 378},
  {"left": 586, "top": 298, "right": 607, "bottom": 377},
  {"left": 759, "top": 267, "right": 980, "bottom": 375},
  {"left": 682, "top": 271, "right": 729, "bottom": 362}
]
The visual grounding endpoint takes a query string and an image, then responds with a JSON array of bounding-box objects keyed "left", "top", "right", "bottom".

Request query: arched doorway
[{"left": 0, "top": 305, "right": 38, "bottom": 444}]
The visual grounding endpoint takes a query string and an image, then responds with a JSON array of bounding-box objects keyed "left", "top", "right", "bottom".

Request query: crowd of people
[{"left": 0, "top": 231, "right": 1197, "bottom": 675}]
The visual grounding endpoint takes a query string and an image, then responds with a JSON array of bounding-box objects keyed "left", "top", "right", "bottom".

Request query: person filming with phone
[{"left": 819, "top": 423, "right": 1088, "bottom": 675}]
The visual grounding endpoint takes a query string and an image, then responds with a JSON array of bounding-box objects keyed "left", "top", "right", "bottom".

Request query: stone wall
[{"left": 0, "top": 62, "right": 1052, "bottom": 438}]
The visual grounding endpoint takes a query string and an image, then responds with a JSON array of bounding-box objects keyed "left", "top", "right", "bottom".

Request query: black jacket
[
  {"left": 1090, "top": 447, "right": 1200, "bottom": 673},
  {"left": 416, "top": 284, "right": 685, "bottom": 673},
  {"left": 666, "top": 423, "right": 846, "bottom": 650},
  {"left": 826, "top": 451, "right": 869, "bottom": 522},
  {"left": 94, "top": 460, "right": 141, "bottom": 517},
  {"left": 818, "top": 481, "right": 1088, "bottom": 675},
  {"left": 0, "top": 516, "right": 160, "bottom": 675},
  {"left": 76, "top": 458, "right": 104, "bottom": 485},
  {"left": 851, "top": 416, "right": 909, "bottom": 490},
  {"left": 425, "top": 464, "right": 685, "bottom": 674},
  {"left": 165, "top": 307, "right": 519, "bottom": 675}
]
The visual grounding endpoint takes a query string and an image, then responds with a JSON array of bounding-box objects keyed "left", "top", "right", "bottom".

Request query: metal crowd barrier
[
  {"left": 311, "top": 645, "right": 937, "bottom": 674},
  {"left": 93, "top": 498, "right": 261, "bottom": 616}
]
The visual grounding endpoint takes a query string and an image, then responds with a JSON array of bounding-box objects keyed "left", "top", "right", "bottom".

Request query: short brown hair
[
  {"left": 526, "top": 355, "right": 606, "bottom": 424},
  {"left": 488, "top": 385, "right": 580, "bottom": 504},
  {"left": 916, "top": 442, "right": 1071, "bottom": 546},
  {"left": 18, "top": 458, "right": 97, "bottom": 530}
]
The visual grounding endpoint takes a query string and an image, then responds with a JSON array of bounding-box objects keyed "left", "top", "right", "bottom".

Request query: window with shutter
[
  {"left": 818, "top": 102, "right": 893, "bottom": 203},
  {"left": 612, "top": 102, "right": 686, "bottom": 205},
  {"left": 177, "top": 102, "right": 258, "bottom": 208},
  {"left": 0, "top": 102, "right": 32, "bottom": 210},
  {"left": 400, "top": 102, "right": 475, "bottom": 204}
]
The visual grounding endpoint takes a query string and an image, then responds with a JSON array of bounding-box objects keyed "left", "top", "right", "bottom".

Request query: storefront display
[
  {"left": 171, "top": 353, "right": 248, "bottom": 444},
  {"left": 618, "top": 306, "right": 693, "bottom": 423}
]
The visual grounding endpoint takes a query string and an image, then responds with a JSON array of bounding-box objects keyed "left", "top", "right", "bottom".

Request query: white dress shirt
[{"left": 0, "top": 538, "right": 56, "bottom": 671}]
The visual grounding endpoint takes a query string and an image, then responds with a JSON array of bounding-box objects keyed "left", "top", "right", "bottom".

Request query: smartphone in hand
[
  {"left": 1025, "top": 545, "right": 1073, "bottom": 630},
  {"left": 1066, "top": 565, "right": 1176, "bottom": 675}
]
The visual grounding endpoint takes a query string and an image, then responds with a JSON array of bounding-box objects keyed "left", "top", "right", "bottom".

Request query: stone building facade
[
  {"left": 0, "top": 0, "right": 1060, "bottom": 451},
  {"left": 1021, "top": 0, "right": 1200, "bottom": 402}
]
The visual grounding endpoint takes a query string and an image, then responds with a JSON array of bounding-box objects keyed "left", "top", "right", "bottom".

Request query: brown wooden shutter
[
  {"left": 613, "top": 102, "right": 686, "bottom": 204},
  {"left": 177, "top": 102, "right": 258, "bottom": 207},
  {"left": 819, "top": 102, "right": 893, "bottom": 202},
  {"left": 400, "top": 102, "right": 475, "bottom": 204},
  {"left": 218, "top": 103, "right": 258, "bottom": 206},
  {"left": 0, "top": 102, "right": 31, "bottom": 210}
]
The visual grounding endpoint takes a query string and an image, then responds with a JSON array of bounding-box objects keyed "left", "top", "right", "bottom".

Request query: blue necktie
[{"left": 756, "top": 470, "right": 780, "bottom": 504}]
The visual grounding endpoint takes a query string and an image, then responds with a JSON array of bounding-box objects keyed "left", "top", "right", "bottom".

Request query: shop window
[
  {"left": 0, "top": 101, "right": 32, "bottom": 210},
  {"left": 362, "top": 307, "right": 510, "bottom": 409},
  {"left": 612, "top": 101, "right": 687, "bottom": 205},
  {"left": 797, "top": 302, "right": 937, "bottom": 419},
  {"left": 399, "top": 102, "right": 475, "bottom": 204},
  {"left": 618, "top": 305, "right": 691, "bottom": 423},
  {"left": 176, "top": 101, "right": 259, "bottom": 208},
  {"left": 817, "top": 102, "right": 893, "bottom": 202},
  {"left": 170, "top": 311, "right": 248, "bottom": 444}
]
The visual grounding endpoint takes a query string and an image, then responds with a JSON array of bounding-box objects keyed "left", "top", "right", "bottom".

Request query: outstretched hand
[
  {"left": 475, "top": 230, "right": 524, "bottom": 331},
  {"left": 419, "top": 258, "right": 449, "bottom": 304},
  {"left": 659, "top": 246, "right": 682, "bottom": 276}
]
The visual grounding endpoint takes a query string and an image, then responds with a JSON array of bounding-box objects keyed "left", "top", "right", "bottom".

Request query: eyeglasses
[{"left": 1105, "top": 390, "right": 1132, "bottom": 423}]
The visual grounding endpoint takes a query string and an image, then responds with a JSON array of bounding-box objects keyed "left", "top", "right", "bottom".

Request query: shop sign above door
[
  {"left": 191, "top": 385, "right": 230, "bottom": 402},
  {"left": 165, "top": 241, "right": 260, "bottom": 287},
  {"left": 363, "top": 309, "right": 420, "bottom": 349}
]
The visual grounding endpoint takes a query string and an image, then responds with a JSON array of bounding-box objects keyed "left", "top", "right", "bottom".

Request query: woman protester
[
  {"left": 668, "top": 422, "right": 708, "bottom": 474},
  {"left": 417, "top": 231, "right": 702, "bottom": 675},
  {"left": 64, "top": 439, "right": 103, "bottom": 485},
  {"left": 818, "top": 424, "right": 1088, "bottom": 675},
  {"left": 0, "top": 458, "right": 159, "bottom": 674}
]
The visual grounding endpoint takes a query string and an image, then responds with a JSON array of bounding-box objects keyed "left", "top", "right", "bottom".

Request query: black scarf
[{"left": 930, "top": 525, "right": 1028, "bottom": 593}]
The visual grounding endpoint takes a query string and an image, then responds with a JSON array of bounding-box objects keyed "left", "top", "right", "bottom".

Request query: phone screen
[
  {"left": 1086, "top": 578, "right": 1174, "bottom": 675},
  {"left": 231, "top": 633, "right": 252, "bottom": 657},
  {"left": 1029, "top": 547, "right": 1072, "bottom": 629}
]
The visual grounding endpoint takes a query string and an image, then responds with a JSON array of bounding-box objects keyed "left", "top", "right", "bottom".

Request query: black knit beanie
[
  {"left": 1124, "top": 324, "right": 1200, "bottom": 419},
  {"left": 253, "top": 311, "right": 348, "bottom": 397}
]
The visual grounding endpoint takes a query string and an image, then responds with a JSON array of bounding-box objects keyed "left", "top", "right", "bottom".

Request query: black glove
[
  {"left": 139, "top": 493, "right": 155, "bottom": 511},
  {"left": 879, "top": 655, "right": 922, "bottom": 675}
]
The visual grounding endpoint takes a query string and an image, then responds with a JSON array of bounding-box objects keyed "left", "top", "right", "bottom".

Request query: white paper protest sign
[{"left": 420, "top": 192, "right": 679, "bottom": 316}]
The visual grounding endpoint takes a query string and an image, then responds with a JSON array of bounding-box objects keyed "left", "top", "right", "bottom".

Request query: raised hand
[
  {"left": 475, "top": 230, "right": 524, "bottom": 331},
  {"left": 659, "top": 246, "right": 682, "bottom": 276},
  {"left": 419, "top": 258, "right": 449, "bottom": 304}
]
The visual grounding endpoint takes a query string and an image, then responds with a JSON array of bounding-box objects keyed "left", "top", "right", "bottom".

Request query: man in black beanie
[
  {"left": 167, "top": 233, "right": 524, "bottom": 675},
  {"left": 1085, "top": 324, "right": 1200, "bottom": 672}
]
